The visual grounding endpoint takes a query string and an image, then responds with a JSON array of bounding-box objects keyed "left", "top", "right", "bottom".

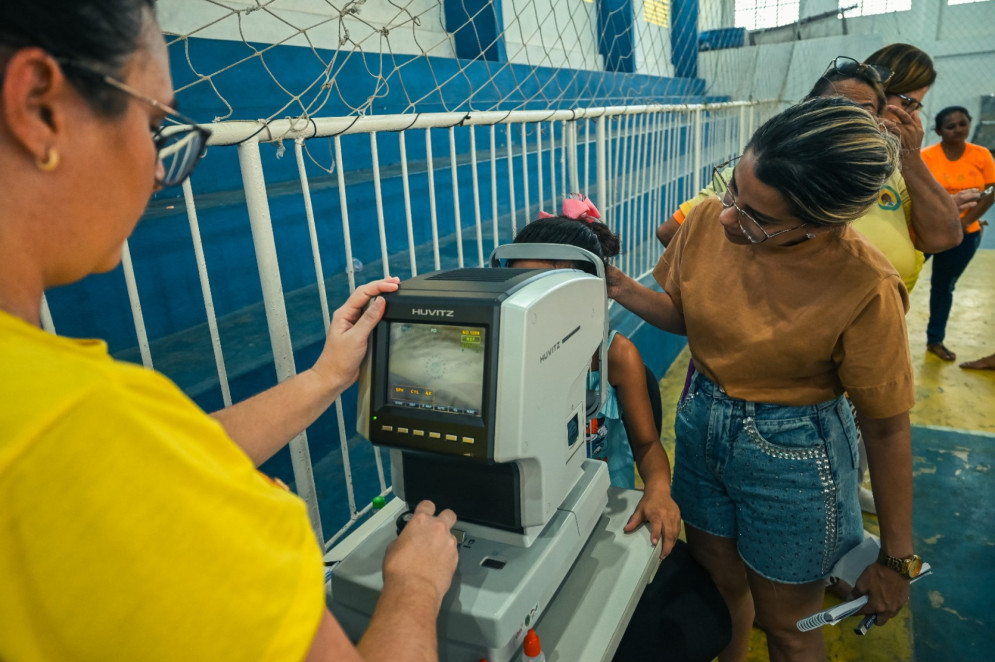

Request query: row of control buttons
[{"left": 381, "top": 425, "right": 474, "bottom": 444}]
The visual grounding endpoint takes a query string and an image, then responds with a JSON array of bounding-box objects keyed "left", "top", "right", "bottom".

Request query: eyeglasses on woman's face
[
  {"left": 57, "top": 59, "right": 211, "bottom": 188},
  {"left": 892, "top": 92, "right": 923, "bottom": 113},
  {"left": 826, "top": 56, "right": 893, "bottom": 86},
  {"left": 712, "top": 158, "right": 809, "bottom": 244}
]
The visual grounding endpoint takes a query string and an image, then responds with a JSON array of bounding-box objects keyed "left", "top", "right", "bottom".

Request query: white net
[
  {"left": 159, "top": 0, "right": 693, "bottom": 121},
  {"left": 158, "top": 1, "right": 995, "bottom": 146}
]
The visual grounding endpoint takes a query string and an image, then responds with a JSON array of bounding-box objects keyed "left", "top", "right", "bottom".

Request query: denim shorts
[{"left": 671, "top": 372, "right": 863, "bottom": 584}]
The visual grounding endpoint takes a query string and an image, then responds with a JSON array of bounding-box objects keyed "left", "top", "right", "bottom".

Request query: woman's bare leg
[
  {"left": 746, "top": 568, "right": 826, "bottom": 662},
  {"left": 685, "top": 525, "right": 754, "bottom": 662}
]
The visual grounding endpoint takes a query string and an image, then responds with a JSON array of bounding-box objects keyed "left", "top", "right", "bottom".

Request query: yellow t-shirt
[
  {"left": 0, "top": 310, "right": 324, "bottom": 661},
  {"left": 851, "top": 171, "right": 922, "bottom": 294},
  {"left": 671, "top": 170, "right": 923, "bottom": 293}
]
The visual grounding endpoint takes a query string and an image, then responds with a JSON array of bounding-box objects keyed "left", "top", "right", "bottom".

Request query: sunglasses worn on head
[
  {"left": 826, "top": 56, "right": 893, "bottom": 86},
  {"left": 57, "top": 58, "right": 211, "bottom": 188}
]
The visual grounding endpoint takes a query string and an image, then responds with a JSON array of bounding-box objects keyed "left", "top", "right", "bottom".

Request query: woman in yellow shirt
[{"left": 0, "top": 1, "right": 458, "bottom": 660}]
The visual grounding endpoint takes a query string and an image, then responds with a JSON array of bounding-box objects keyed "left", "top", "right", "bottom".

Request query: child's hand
[{"left": 623, "top": 487, "right": 682, "bottom": 558}]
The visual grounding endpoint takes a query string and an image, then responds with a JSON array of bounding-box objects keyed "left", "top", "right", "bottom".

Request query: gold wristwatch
[{"left": 877, "top": 551, "right": 923, "bottom": 579}]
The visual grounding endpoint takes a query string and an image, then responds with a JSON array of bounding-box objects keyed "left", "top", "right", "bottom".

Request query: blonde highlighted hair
[{"left": 745, "top": 96, "right": 899, "bottom": 227}]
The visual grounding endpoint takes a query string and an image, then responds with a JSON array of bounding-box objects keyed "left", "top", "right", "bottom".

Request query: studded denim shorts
[{"left": 671, "top": 372, "right": 863, "bottom": 584}]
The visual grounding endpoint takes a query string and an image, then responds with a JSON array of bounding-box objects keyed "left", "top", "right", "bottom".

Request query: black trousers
[
  {"left": 926, "top": 229, "right": 983, "bottom": 345},
  {"left": 613, "top": 539, "right": 731, "bottom": 662}
]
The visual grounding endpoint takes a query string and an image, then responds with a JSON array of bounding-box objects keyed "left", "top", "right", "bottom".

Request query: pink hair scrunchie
[{"left": 538, "top": 193, "right": 601, "bottom": 223}]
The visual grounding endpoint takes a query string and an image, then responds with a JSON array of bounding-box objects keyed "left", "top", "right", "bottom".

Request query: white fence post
[
  {"left": 181, "top": 177, "right": 232, "bottom": 407},
  {"left": 596, "top": 115, "right": 607, "bottom": 221},
  {"left": 692, "top": 107, "right": 704, "bottom": 194},
  {"left": 237, "top": 139, "right": 324, "bottom": 546},
  {"left": 119, "top": 240, "right": 153, "bottom": 370}
]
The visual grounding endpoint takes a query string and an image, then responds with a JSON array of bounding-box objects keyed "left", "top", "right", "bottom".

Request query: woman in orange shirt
[{"left": 920, "top": 106, "right": 995, "bottom": 361}]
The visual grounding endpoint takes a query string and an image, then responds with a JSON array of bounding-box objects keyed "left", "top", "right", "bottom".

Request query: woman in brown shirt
[{"left": 611, "top": 97, "right": 918, "bottom": 662}]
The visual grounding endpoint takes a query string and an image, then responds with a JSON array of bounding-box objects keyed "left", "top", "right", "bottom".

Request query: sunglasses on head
[{"left": 826, "top": 56, "right": 893, "bottom": 86}]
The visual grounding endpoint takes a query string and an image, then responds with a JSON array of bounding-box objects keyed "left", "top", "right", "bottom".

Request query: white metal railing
[{"left": 81, "top": 100, "right": 778, "bottom": 549}]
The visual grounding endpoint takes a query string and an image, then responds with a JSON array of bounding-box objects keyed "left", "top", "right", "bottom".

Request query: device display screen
[{"left": 386, "top": 323, "right": 486, "bottom": 416}]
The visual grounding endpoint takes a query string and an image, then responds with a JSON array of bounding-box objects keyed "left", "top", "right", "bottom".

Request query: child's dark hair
[
  {"left": 935, "top": 106, "right": 971, "bottom": 131},
  {"left": 513, "top": 216, "right": 621, "bottom": 267}
]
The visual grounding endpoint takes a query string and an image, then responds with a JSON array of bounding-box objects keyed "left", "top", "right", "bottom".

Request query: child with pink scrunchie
[{"left": 511, "top": 194, "right": 681, "bottom": 559}]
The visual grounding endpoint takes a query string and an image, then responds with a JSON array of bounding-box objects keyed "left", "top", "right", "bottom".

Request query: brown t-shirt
[{"left": 654, "top": 197, "right": 914, "bottom": 419}]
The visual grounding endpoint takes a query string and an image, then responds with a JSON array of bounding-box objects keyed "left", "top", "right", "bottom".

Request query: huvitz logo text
[
  {"left": 539, "top": 341, "right": 560, "bottom": 363},
  {"left": 411, "top": 308, "right": 455, "bottom": 317}
]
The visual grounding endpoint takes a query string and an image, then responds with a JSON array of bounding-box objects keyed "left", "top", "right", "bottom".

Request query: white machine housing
[
  {"left": 333, "top": 248, "right": 613, "bottom": 661},
  {"left": 357, "top": 247, "right": 608, "bottom": 545}
]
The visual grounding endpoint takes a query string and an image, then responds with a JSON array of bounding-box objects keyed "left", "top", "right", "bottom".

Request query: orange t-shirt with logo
[{"left": 921, "top": 142, "right": 995, "bottom": 234}]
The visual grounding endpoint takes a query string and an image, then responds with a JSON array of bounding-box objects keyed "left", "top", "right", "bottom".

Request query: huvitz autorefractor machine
[{"left": 328, "top": 245, "right": 612, "bottom": 661}]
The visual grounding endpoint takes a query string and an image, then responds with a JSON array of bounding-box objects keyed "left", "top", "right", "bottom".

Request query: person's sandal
[{"left": 927, "top": 343, "right": 956, "bottom": 361}]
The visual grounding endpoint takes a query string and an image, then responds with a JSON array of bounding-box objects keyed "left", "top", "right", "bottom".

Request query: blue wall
[
  {"left": 168, "top": 38, "right": 706, "bottom": 129},
  {"left": 598, "top": 0, "right": 636, "bottom": 73},
  {"left": 671, "top": 0, "right": 700, "bottom": 78},
  {"left": 444, "top": 0, "right": 507, "bottom": 61}
]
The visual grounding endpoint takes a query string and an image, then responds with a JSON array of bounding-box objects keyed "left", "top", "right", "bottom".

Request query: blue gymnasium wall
[{"left": 44, "top": 36, "right": 698, "bottom": 518}]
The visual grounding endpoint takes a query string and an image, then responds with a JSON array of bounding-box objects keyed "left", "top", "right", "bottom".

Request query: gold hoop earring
[{"left": 37, "top": 147, "right": 60, "bottom": 172}]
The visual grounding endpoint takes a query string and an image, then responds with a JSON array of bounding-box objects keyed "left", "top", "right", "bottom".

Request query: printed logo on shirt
[
  {"left": 257, "top": 471, "right": 291, "bottom": 491},
  {"left": 878, "top": 186, "right": 901, "bottom": 211}
]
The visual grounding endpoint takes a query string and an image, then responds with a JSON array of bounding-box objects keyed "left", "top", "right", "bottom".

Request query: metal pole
[
  {"left": 370, "top": 133, "right": 391, "bottom": 277},
  {"left": 426, "top": 130, "right": 441, "bottom": 271},
  {"left": 399, "top": 131, "right": 418, "bottom": 276},
  {"left": 237, "top": 139, "right": 324, "bottom": 546},
  {"left": 490, "top": 125, "right": 499, "bottom": 250},
  {"left": 506, "top": 124, "right": 518, "bottom": 237},
  {"left": 182, "top": 177, "right": 232, "bottom": 407},
  {"left": 469, "top": 126, "right": 485, "bottom": 267},
  {"left": 449, "top": 126, "right": 465, "bottom": 268},
  {"left": 119, "top": 240, "right": 153, "bottom": 369},
  {"left": 596, "top": 116, "right": 607, "bottom": 222},
  {"left": 568, "top": 120, "right": 580, "bottom": 194},
  {"left": 692, "top": 107, "right": 704, "bottom": 193},
  {"left": 521, "top": 123, "right": 531, "bottom": 223},
  {"left": 536, "top": 123, "right": 545, "bottom": 217},
  {"left": 333, "top": 136, "right": 357, "bottom": 293},
  {"left": 294, "top": 141, "right": 330, "bottom": 325},
  {"left": 40, "top": 295, "right": 55, "bottom": 333}
]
